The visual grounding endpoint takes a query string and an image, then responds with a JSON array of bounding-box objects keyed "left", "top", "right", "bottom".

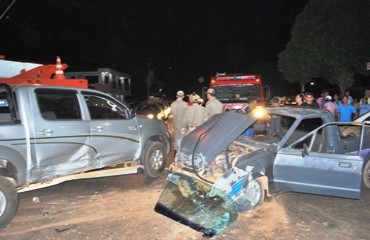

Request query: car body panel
[
  {"left": 26, "top": 88, "right": 93, "bottom": 181},
  {"left": 274, "top": 148, "right": 363, "bottom": 199},
  {"left": 83, "top": 93, "right": 140, "bottom": 166}
]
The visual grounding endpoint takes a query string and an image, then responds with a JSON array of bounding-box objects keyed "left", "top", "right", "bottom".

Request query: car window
[
  {"left": 155, "top": 172, "right": 238, "bottom": 237},
  {"left": 84, "top": 94, "right": 128, "bottom": 120},
  {"left": 268, "top": 115, "right": 294, "bottom": 140},
  {"left": 36, "top": 89, "right": 81, "bottom": 120},
  {"left": 286, "top": 118, "right": 323, "bottom": 148},
  {"left": 0, "top": 92, "right": 12, "bottom": 122},
  {"left": 291, "top": 122, "right": 370, "bottom": 155},
  {"left": 297, "top": 118, "right": 323, "bottom": 132},
  {"left": 136, "top": 103, "right": 161, "bottom": 112}
]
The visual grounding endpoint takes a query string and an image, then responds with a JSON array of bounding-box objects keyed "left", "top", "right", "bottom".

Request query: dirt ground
[
  {"left": 1, "top": 118, "right": 370, "bottom": 240},
  {"left": 1, "top": 173, "right": 369, "bottom": 240}
]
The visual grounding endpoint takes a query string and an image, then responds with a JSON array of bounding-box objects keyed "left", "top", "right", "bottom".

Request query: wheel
[
  {"left": 363, "top": 160, "right": 370, "bottom": 188},
  {"left": 0, "top": 176, "right": 18, "bottom": 228},
  {"left": 142, "top": 141, "right": 167, "bottom": 178},
  {"left": 233, "top": 178, "right": 265, "bottom": 212}
]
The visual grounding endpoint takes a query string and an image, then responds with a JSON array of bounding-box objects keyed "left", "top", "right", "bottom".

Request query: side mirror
[{"left": 302, "top": 143, "right": 308, "bottom": 157}]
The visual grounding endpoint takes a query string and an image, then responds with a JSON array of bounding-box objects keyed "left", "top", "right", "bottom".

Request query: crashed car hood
[{"left": 179, "top": 111, "right": 256, "bottom": 165}]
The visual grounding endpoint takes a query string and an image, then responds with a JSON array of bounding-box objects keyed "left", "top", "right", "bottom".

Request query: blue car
[{"left": 155, "top": 107, "right": 370, "bottom": 236}]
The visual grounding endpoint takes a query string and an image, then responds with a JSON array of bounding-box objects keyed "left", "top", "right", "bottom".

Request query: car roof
[
  {"left": 266, "top": 106, "right": 330, "bottom": 119},
  {"left": 11, "top": 84, "right": 112, "bottom": 96},
  {"left": 354, "top": 111, "right": 370, "bottom": 123}
]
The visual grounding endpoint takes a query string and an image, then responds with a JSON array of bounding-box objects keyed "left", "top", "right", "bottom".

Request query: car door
[
  {"left": 30, "top": 88, "right": 94, "bottom": 180},
  {"left": 82, "top": 91, "right": 140, "bottom": 166},
  {"left": 273, "top": 123, "right": 364, "bottom": 199}
]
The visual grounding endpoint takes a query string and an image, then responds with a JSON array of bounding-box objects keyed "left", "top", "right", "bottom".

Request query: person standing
[
  {"left": 205, "top": 88, "right": 223, "bottom": 117},
  {"left": 170, "top": 90, "right": 187, "bottom": 150},
  {"left": 365, "top": 89, "right": 370, "bottom": 104},
  {"left": 182, "top": 93, "right": 208, "bottom": 134},
  {"left": 344, "top": 90, "right": 353, "bottom": 105},
  {"left": 316, "top": 89, "right": 329, "bottom": 108},
  {"left": 323, "top": 95, "right": 338, "bottom": 118},
  {"left": 270, "top": 96, "right": 284, "bottom": 107},
  {"left": 338, "top": 96, "right": 358, "bottom": 122},
  {"left": 295, "top": 93, "right": 305, "bottom": 107},
  {"left": 359, "top": 97, "right": 370, "bottom": 116},
  {"left": 333, "top": 93, "right": 340, "bottom": 106},
  {"left": 301, "top": 92, "right": 320, "bottom": 108}
]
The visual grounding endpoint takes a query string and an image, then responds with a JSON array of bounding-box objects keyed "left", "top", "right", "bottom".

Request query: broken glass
[{"left": 155, "top": 173, "right": 238, "bottom": 237}]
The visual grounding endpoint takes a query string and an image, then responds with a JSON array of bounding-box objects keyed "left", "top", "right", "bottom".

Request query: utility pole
[
  {"left": 146, "top": 58, "right": 171, "bottom": 99},
  {"left": 0, "top": 0, "right": 16, "bottom": 20}
]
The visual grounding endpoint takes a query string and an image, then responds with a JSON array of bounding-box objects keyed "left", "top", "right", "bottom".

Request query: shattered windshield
[
  {"left": 155, "top": 173, "right": 238, "bottom": 237},
  {"left": 213, "top": 84, "right": 261, "bottom": 103}
]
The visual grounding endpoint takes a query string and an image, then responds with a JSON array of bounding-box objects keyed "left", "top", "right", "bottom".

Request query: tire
[
  {"left": 363, "top": 160, "right": 370, "bottom": 189},
  {"left": 0, "top": 176, "right": 18, "bottom": 228},
  {"left": 142, "top": 141, "right": 167, "bottom": 178},
  {"left": 233, "top": 178, "right": 265, "bottom": 212}
]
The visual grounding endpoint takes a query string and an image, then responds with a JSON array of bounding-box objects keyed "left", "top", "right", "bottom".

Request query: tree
[{"left": 278, "top": 0, "right": 370, "bottom": 95}]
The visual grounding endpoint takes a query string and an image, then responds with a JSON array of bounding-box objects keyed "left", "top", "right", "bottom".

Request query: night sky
[{"left": 0, "top": 0, "right": 308, "bottom": 99}]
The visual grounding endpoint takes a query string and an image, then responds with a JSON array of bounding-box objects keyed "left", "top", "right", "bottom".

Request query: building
[{"left": 65, "top": 68, "right": 131, "bottom": 102}]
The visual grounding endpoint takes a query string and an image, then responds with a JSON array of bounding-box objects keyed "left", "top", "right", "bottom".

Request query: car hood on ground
[{"left": 178, "top": 111, "right": 257, "bottom": 165}]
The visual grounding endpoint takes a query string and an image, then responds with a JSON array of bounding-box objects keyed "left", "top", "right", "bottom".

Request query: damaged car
[{"left": 155, "top": 107, "right": 370, "bottom": 237}]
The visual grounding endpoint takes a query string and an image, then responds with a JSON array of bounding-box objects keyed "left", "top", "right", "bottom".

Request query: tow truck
[{"left": 0, "top": 56, "right": 88, "bottom": 88}]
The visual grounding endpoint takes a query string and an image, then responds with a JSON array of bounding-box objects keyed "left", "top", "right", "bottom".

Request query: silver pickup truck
[{"left": 0, "top": 84, "right": 171, "bottom": 228}]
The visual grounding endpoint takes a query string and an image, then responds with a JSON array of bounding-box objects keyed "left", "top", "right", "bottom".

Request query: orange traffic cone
[{"left": 55, "top": 56, "right": 65, "bottom": 79}]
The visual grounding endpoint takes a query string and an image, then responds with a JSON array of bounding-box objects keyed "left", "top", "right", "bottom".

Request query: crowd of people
[
  {"left": 170, "top": 88, "right": 370, "bottom": 149},
  {"left": 170, "top": 88, "right": 223, "bottom": 151},
  {"left": 282, "top": 89, "right": 370, "bottom": 121}
]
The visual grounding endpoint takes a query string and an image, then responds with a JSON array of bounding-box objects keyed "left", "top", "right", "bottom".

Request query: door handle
[
  {"left": 37, "top": 129, "right": 54, "bottom": 136},
  {"left": 339, "top": 162, "right": 352, "bottom": 168},
  {"left": 128, "top": 126, "right": 137, "bottom": 131}
]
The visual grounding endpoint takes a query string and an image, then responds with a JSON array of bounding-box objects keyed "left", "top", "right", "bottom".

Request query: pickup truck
[
  {"left": 155, "top": 107, "right": 370, "bottom": 237},
  {"left": 0, "top": 84, "right": 171, "bottom": 228}
]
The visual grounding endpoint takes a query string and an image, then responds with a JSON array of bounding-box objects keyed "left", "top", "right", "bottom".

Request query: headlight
[
  {"left": 157, "top": 112, "right": 164, "bottom": 120},
  {"left": 147, "top": 114, "right": 154, "bottom": 119},
  {"left": 252, "top": 106, "right": 266, "bottom": 119}
]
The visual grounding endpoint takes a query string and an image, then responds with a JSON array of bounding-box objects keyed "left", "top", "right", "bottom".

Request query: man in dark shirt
[{"left": 302, "top": 92, "right": 320, "bottom": 108}]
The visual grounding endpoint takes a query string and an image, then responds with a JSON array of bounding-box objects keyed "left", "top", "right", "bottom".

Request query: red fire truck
[{"left": 209, "top": 73, "right": 265, "bottom": 111}]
